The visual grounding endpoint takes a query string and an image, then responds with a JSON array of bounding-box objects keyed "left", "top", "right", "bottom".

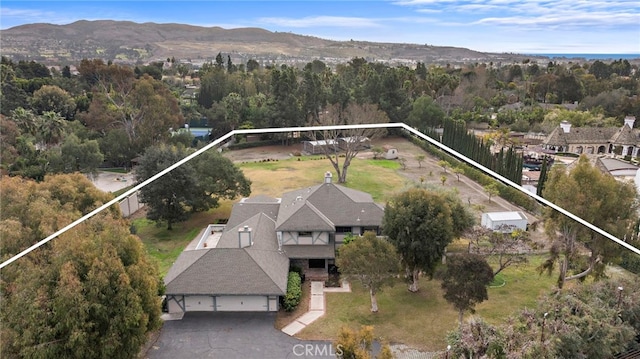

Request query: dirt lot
[{"left": 223, "top": 137, "right": 543, "bottom": 240}]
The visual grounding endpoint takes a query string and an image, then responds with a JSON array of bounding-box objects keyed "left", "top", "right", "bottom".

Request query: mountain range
[{"left": 0, "top": 20, "right": 541, "bottom": 66}]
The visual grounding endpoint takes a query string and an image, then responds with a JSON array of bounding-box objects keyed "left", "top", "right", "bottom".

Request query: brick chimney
[
  {"left": 238, "top": 225, "right": 252, "bottom": 248},
  {"left": 560, "top": 121, "right": 571, "bottom": 133},
  {"left": 624, "top": 115, "right": 636, "bottom": 129},
  {"left": 324, "top": 171, "right": 332, "bottom": 184}
]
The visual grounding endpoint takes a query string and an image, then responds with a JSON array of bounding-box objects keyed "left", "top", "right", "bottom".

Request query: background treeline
[{"left": 2, "top": 54, "right": 639, "bottom": 180}]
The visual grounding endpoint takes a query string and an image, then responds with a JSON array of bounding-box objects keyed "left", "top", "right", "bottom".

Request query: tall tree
[
  {"left": 438, "top": 253, "right": 494, "bottom": 326},
  {"left": 81, "top": 69, "right": 183, "bottom": 154},
  {"left": 541, "top": 155, "right": 639, "bottom": 288},
  {"left": 136, "top": 144, "right": 197, "bottom": 230},
  {"left": 30, "top": 85, "right": 77, "bottom": 119},
  {"left": 221, "top": 92, "right": 245, "bottom": 130},
  {"left": 0, "top": 174, "right": 161, "bottom": 359},
  {"left": 307, "top": 102, "right": 388, "bottom": 183},
  {"left": 38, "top": 111, "right": 67, "bottom": 149},
  {"left": 336, "top": 232, "right": 400, "bottom": 313},
  {"left": 301, "top": 68, "right": 326, "bottom": 123},
  {"left": 136, "top": 144, "right": 251, "bottom": 229},
  {"left": 536, "top": 157, "right": 549, "bottom": 197},
  {"left": 269, "top": 65, "right": 302, "bottom": 128},
  {"left": 383, "top": 188, "right": 456, "bottom": 292},
  {"left": 406, "top": 95, "right": 445, "bottom": 129},
  {"left": 56, "top": 133, "right": 104, "bottom": 175}
]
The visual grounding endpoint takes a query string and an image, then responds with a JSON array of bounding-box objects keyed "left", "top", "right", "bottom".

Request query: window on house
[
  {"left": 309, "top": 259, "right": 325, "bottom": 269},
  {"left": 298, "top": 231, "right": 312, "bottom": 237},
  {"left": 335, "top": 227, "right": 352, "bottom": 233}
]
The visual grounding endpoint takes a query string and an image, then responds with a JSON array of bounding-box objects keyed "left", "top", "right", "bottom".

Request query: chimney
[
  {"left": 238, "top": 225, "right": 252, "bottom": 248},
  {"left": 559, "top": 121, "right": 571, "bottom": 133},
  {"left": 324, "top": 171, "right": 332, "bottom": 184},
  {"left": 624, "top": 115, "right": 636, "bottom": 129}
]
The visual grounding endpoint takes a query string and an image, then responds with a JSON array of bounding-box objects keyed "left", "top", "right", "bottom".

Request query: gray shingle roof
[
  {"left": 282, "top": 239, "right": 336, "bottom": 259},
  {"left": 276, "top": 200, "right": 334, "bottom": 231},
  {"left": 165, "top": 179, "right": 384, "bottom": 297},
  {"left": 165, "top": 212, "right": 288, "bottom": 296},
  {"left": 543, "top": 126, "right": 619, "bottom": 146},
  {"left": 226, "top": 199, "right": 280, "bottom": 229},
  {"left": 276, "top": 183, "right": 384, "bottom": 230},
  {"left": 610, "top": 125, "right": 639, "bottom": 145},
  {"left": 164, "top": 249, "right": 287, "bottom": 295}
]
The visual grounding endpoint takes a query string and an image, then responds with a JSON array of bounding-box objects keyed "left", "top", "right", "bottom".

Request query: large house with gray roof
[
  {"left": 164, "top": 172, "right": 384, "bottom": 313},
  {"left": 542, "top": 115, "right": 639, "bottom": 157}
]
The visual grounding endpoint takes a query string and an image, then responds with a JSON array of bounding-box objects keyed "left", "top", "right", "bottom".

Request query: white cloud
[
  {"left": 475, "top": 12, "right": 640, "bottom": 28},
  {"left": 0, "top": 8, "right": 68, "bottom": 25},
  {"left": 414, "top": 8, "right": 443, "bottom": 13},
  {"left": 258, "top": 16, "right": 382, "bottom": 28}
]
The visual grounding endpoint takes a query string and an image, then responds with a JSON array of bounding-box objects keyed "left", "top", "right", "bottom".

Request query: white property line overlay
[{"left": 1, "top": 123, "right": 638, "bottom": 269}]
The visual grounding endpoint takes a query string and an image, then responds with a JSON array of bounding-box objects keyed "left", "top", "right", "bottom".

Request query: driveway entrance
[{"left": 145, "top": 312, "right": 336, "bottom": 359}]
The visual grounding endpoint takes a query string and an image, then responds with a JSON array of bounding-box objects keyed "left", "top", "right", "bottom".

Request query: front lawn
[{"left": 298, "top": 255, "right": 557, "bottom": 351}]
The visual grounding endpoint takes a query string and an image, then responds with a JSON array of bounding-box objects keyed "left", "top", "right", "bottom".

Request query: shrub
[
  {"left": 343, "top": 232, "right": 355, "bottom": 245},
  {"left": 289, "top": 265, "right": 304, "bottom": 277},
  {"left": 283, "top": 271, "right": 302, "bottom": 311},
  {"left": 619, "top": 252, "right": 640, "bottom": 274}
]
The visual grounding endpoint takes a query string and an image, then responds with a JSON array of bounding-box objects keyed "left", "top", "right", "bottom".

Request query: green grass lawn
[
  {"left": 238, "top": 156, "right": 407, "bottom": 203},
  {"left": 475, "top": 255, "right": 557, "bottom": 323},
  {"left": 112, "top": 184, "right": 134, "bottom": 197},
  {"left": 298, "top": 255, "right": 557, "bottom": 351}
]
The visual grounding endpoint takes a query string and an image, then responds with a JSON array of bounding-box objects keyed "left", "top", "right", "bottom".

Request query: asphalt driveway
[{"left": 145, "top": 312, "right": 337, "bottom": 359}]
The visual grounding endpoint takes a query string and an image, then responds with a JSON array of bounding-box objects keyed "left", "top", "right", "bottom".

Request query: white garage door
[
  {"left": 184, "top": 295, "right": 214, "bottom": 311},
  {"left": 215, "top": 295, "right": 268, "bottom": 311}
]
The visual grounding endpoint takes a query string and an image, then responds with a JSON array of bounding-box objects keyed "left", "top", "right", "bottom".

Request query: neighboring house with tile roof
[
  {"left": 542, "top": 116, "right": 639, "bottom": 157},
  {"left": 164, "top": 171, "right": 384, "bottom": 313}
]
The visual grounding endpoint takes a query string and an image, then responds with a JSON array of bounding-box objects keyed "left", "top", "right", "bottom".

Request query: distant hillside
[{"left": 0, "top": 20, "right": 535, "bottom": 65}]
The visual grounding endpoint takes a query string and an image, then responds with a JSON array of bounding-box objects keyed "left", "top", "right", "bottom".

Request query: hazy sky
[{"left": 1, "top": 1, "right": 639, "bottom": 54}]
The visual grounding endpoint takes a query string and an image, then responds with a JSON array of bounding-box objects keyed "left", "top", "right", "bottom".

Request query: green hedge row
[
  {"left": 283, "top": 271, "right": 302, "bottom": 311},
  {"left": 404, "top": 133, "right": 539, "bottom": 213},
  {"left": 619, "top": 252, "right": 640, "bottom": 274},
  {"left": 227, "top": 139, "right": 283, "bottom": 150}
]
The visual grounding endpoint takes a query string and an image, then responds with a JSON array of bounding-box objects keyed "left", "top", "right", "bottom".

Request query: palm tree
[
  {"left": 10, "top": 107, "right": 38, "bottom": 136},
  {"left": 38, "top": 111, "right": 66, "bottom": 148}
]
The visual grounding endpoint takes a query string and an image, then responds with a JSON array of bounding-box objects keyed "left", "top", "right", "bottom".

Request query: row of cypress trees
[{"left": 427, "top": 120, "right": 524, "bottom": 185}]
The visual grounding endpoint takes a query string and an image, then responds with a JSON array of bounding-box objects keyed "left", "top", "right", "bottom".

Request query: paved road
[{"left": 145, "top": 312, "right": 337, "bottom": 359}]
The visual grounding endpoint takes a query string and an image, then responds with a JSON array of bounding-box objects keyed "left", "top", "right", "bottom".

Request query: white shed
[
  {"left": 481, "top": 211, "right": 528, "bottom": 232},
  {"left": 382, "top": 145, "right": 398, "bottom": 159}
]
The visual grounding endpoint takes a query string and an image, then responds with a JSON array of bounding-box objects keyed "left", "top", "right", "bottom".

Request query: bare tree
[
  {"left": 307, "top": 103, "right": 388, "bottom": 183},
  {"left": 466, "top": 225, "right": 534, "bottom": 277}
]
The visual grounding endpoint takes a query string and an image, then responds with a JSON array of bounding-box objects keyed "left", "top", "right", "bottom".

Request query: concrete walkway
[{"left": 281, "top": 280, "right": 351, "bottom": 336}]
